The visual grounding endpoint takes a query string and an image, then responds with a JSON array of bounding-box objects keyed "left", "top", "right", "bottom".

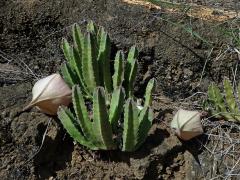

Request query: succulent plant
[
  {"left": 58, "top": 21, "right": 155, "bottom": 151},
  {"left": 61, "top": 21, "right": 138, "bottom": 100},
  {"left": 58, "top": 86, "right": 117, "bottom": 150},
  {"left": 122, "top": 99, "right": 154, "bottom": 151},
  {"left": 58, "top": 78, "right": 155, "bottom": 151},
  {"left": 206, "top": 78, "right": 240, "bottom": 122}
]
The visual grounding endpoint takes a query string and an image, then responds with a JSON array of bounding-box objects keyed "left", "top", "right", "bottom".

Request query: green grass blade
[
  {"left": 122, "top": 98, "right": 139, "bottom": 152},
  {"left": 144, "top": 78, "right": 155, "bottom": 107},
  {"left": 112, "top": 50, "right": 124, "bottom": 89},
  {"left": 72, "top": 86, "right": 94, "bottom": 141},
  {"left": 97, "top": 27, "right": 112, "bottom": 93},
  {"left": 109, "top": 87, "right": 125, "bottom": 132},
  {"left": 57, "top": 106, "right": 98, "bottom": 150},
  {"left": 93, "top": 87, "right": 116, "bottom": 149}
]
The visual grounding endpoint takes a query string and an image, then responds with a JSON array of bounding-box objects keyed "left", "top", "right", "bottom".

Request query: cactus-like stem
[
  {"left": 60, "top": 63, "right": 79, "bottom": 87},
  {"left": 136, "top": 107, "right": 153, "bottom": 149},
  {"left": 93, "top": 87, "right": 116, "bottom": 149},
  {"left": 82, "top": 33, "right": 100, "bottom": 94},
  {"left": 237, "top": 83, "right": 240, "bottom": 110},
  {"left": 127, "top": 59, "right": 137, "bottom": 97},
  {"left": 87, "top": 21, "right": 99, "bottom": 62},
  {"left": 224, "top": 79, "right": 240, "bottom": 121},
  {"left": 61, "top": 37, "right": 89, "bottom": 97},
  {"left": 208, "top": 83, "right": 233, "bottom": 121},
  {"left": 122, "top": 98, "right": 139, "bottom": 152},
  {"left": 72, "top": 24, "right": 92, "bottom": 97},
  {"left": 62, "top": 38, "right": 75, "bottom": 70},
  {"left": 127, "top": 46, "right": 138, "bottom": 61},
  {"left": 72, "top": 47, "right": 90, "bottom": 97},
  {"left": 72, "top": 86, "right": 93, "bottom": 140},
  {"left": 73, "top": 23, "right": 84, "bottom": 56},
  {"left": 59, "top": 22, "right": 154, "bottom": 151},
  {"left": 97, "top": 27, "right": 113, "bottom": 93},
  {"left": 87, "top": 20, "right": 98, "bottom": 35},
  {"left": 112, "top": 51, "right": 125, "bottom": 90},
  {"left": 109, "top": 87, "right": 125, "bottom": 132},
  {"left": 58, "top": 106, "right": 98, "bottom": 150},
  {"left": 125, "top": 46, "right": 138, "bottom": 97},
  {"left": 144, "top": 78, "right": 155, "bottom": 107}
]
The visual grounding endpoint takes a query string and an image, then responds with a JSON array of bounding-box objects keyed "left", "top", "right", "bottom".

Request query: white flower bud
[
  {"left": 171, "top": 109, "right": 204, "bottom": 140},
  {"left": 24, "top": 73, "right": 72, "bottom": 115}
]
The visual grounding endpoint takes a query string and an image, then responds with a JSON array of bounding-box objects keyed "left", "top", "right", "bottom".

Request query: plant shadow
[
  {"left": 33, "top": 118, "right": 74, "bottom": 179},
  {"left": 99, "top": 125, "right": 170, "bottom": 164}
]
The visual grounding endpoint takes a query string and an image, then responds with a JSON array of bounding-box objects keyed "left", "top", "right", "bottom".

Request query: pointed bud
[
  {"left": 171, "top": 109, "right": 204, "bottom": 140},
  {"left": 24, "top": 73, "right": 72, "bottom": 115}
]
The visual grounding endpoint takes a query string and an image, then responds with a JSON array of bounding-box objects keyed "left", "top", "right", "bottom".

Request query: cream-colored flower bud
[
  {"left": 24, "top": 73, "right": 72, "bottom": 115},
  {"left": 171, "top": 109, "right": 204, "bottom": 140}
]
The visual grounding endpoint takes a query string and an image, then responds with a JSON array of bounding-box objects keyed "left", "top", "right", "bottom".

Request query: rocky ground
[{"left": 0, "top": 0, "right": 240, "bottom": 179}]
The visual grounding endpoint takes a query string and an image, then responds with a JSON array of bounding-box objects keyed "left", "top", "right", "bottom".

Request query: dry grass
[
  {"left": 123, "top": 0, "right": 239, "bottom": 22},
  {"left": 200, "top": 118, "right": 240, "bottom": 179}
]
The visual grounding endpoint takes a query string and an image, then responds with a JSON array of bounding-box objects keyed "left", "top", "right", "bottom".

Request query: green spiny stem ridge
[
  {"left": 61, "top": 22, "right": 114, "bottom": 99},
  {"left": 238, "top": 83, "right": 240, "bottom": 107},
  {"left": 72, "top": 86, "right": 93, "bottom": 140},
  {"left": 208, "top": 83, "right": 231, "bottom": 120},
  {"left": 62, "top": 38, "right": 75, "bottom": 69},
  {"left": 144, "top": 78, "right": 156, "bottom": 108},
  {"left": 82, "top": 32, "right": 100, "bottom": 92},
  {"left": 73, "top": 23, "right": 84, "bottom": 54},
  {"left": 60, "top": 63, "right": 79, "bottom": 87},
  {"left": 112, "top": 51, "right": 125, "bottom": 90},
  {"left": 122, "top": 99, "right": 139, "bottom": 151},
  {"left": 92, "top": 87, "right": 116, "bottom": 149},
  {"left": 87, "top": 21, "right": 99, "bottom": 55},
  {"left": 87, "top": 20, "right": 98, "bottom": 35},
  {"left": 61, "top": 21, "right": 141, "bottom": 99},
  {"left": 223, "top": 79, "right": 240, "bottom": 121},
  {"left": 207, "top": 80, "right": 240, "bottom": 122},
  {"left": 72, "top": 24, "right": 84, "bottom": 79},
  {"left": 62, "top": 34, "right": 90, "bottom": 97},
  {"left": 125, "top": 46, "right": 138, "bottom": 97},
  {"left": 109, "top": 87, "right": 125, "bottom": 132},
  {"left": 97, "top": 27, "right": 112, "bottom": 93},
  {"left": 136, "top": 106, "right": 153, "bottom": 149},
  {"left": 58, "top": 86, "right": 116, "bottom": 150},
  {"left": 59, "top": 21, "right": 155, "bottom": 151},
  {"left": 57, "top": 106, "right": 97, "bottom": 150},
  {"left": 58, "top": 85, "right": 154, "bottom": 151},
  {"left": 122, "top": 98, "right": 154, "bottom": 152}
]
